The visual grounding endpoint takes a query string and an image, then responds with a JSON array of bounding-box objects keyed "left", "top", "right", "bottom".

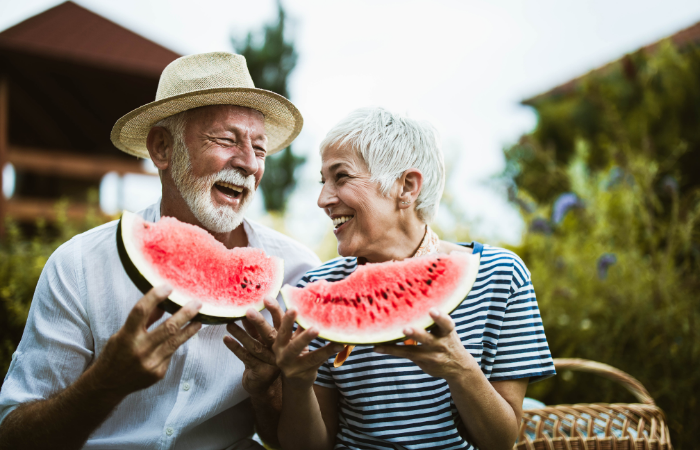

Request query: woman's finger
[
  {"left": 374, "top": 344, "right": 427, "bottom": 360},
  {"left": 403, "top": 326, "right": 433, "bottom": 345},
  {"left": 279, "top": 327, "right": 319, "bottom": 365},
  {"left": 276, "top": 310, "right": 297, "bottom": 347},
  {"left": 264, "top": 297, "right": 283, "bottom": 331},
  {"left": 226, "top": 323, "right": 277, "bottom": 366},
  {"left": 429, "top": 309, "right": 455, "bottom": 337}
]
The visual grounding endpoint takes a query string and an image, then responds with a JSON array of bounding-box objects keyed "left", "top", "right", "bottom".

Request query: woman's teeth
[
  {"left": 333, "top": 216, "right": 353, "bottom": 228},
  {"left": 215, "top": 181, "right": 243, "bottom": 193}
]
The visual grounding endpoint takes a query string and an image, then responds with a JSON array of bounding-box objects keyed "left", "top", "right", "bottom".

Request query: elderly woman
[{"left": 273, "top": 108, "right": 555, "bottom": 450}]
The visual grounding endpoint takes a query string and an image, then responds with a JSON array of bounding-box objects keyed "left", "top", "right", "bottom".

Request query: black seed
[
  {"left": 241, "top": 284, "right": 246, "bottom": 289},
  {"left": 426, "top": 279, "right": 432, "bottom": 285},
  {"left": 256, "top": 284, "right": 261, "bottom": 289},
  {"left": 428, "top": 268, "right": 433, "bottom": 272},
  {"left": 399, "top": 284, "right": 405, "bottom": 291},
  {"left": 382, "top": 291, "right": 388, "bottom": 299},
  {"left": 432, "top": 263, "right": 437, "bottom": 268},
  {"left": 369, "top": 297, "right": 374, "bottom": 305}
]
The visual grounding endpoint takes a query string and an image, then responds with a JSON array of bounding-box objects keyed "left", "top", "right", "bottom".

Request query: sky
[{"left": 2, "top": 0, "right": 700, "bottom": 249}]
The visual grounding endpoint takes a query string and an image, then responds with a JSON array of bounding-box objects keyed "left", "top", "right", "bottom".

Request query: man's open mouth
[
  {"left": 214, "top": 181, "right": 244, "bottom": 198},
  {"left": 333, "top": 216, "right": 354, "bottom": 229}
]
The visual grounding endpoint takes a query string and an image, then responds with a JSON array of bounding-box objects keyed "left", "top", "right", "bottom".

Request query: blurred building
[{"left": 0, "top": 1, "right": 179, "bottom": 230}]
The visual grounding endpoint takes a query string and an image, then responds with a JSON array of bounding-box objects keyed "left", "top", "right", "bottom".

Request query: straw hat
[{"left": 110, "top": 52, "right": 303, "bottom": 158}]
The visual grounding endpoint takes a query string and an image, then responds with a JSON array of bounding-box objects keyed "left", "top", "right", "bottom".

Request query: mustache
[{"left": 213, "top": 168, "right": 256, "bottom": 191}]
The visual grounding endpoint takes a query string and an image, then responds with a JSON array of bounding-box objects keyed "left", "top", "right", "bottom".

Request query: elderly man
[{"left": 0, "top": 52, "right": 320, "bottom": 450}]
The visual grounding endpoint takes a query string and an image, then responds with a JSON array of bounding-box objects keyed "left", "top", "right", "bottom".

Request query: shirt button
[
  {"left": 183, "top": 382, "right": 191, "bottom": 391},
  {"left": 165, "top": 427, "right": 174, "bottom": 436}
]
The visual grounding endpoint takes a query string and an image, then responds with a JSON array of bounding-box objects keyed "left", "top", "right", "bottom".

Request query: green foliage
[
  {"left": 0, "top": 196, "right": 109, "bottom": 380},
  {"left": 233, "top": 0, "right": 305, "bottom": 212},
  {"left": 503, "top": 41, "right": 700, "bottom": 448}
]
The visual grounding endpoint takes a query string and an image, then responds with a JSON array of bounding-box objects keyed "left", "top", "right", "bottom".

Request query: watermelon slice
[
  {"left": 117, "top": 210, "right": 284, "bottom": 324},
  {"left": 281, "top": 251, "right": 480, "bottom": 344}
]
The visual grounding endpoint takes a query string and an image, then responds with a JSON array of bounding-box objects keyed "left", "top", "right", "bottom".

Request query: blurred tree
[
  {"left": 502, "top": 41, "right": 700, "bottom": 448},
  {"left": 232, "top": 0, "right": 305, "bottom": 212}
]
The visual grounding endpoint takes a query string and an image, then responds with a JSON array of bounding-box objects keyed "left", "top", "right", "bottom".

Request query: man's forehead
[{"left": 187, "top": 105, "right": 266, "bottom": 137}]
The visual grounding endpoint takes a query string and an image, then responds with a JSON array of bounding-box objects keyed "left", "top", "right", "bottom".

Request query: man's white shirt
[{"left": 0, "top": 200, "right": 321, "bottom": 450}]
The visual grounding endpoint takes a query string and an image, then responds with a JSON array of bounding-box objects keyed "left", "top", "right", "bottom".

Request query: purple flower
[
  {"left": 597, "top": 253, "right": 617, "bottom": 280},
  {"left": 529, "top": 218, "right": 552, "bottom": 234},
  {"left": 552, "top": 193, "right": 583, "bottom": 224}
]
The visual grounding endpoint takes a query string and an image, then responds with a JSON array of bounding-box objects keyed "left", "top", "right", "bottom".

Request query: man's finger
[
  {"left": 227, "top": 323, "right": 276, "bottom": 365},
  {"left": 156, "top": 320, "right": 202, "bottom": 359},
  {"left": 245, "top": 308, "right": 277, "bottom": 347},
  {"left": 240, "top": 318, "right": 262, "bottom": 341},
  {"left": 150, "top": 299, "right": 202, "bottom": 346},
  {"left": 224, "top": 336, "right": 273, "bottom": 370},
  {"left": 124, "top": 284, "right": 172, "bottom": 334},
  {"left": 429, "top": 309, "right": 455, "bottom": 336},
  {"left": 264, "top": 297, "right": 283, "bottom": 330},
  {"left": 146, "top": 307, "right": 166, "bottom": 330}
]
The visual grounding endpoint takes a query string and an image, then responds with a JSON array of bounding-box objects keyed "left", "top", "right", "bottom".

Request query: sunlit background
[{"left": 3, "top": 0, "right": 700, "bottom": 249}]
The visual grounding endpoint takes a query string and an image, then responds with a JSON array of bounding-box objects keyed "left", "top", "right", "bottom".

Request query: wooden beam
[
  {"left": 0, "top": 76, "right": 8, "bottom": 236},
  {"left": 5, "top": 198, "right": 112, "bottom": 222},
  {"left": 7, "top": 146, "right": 157, "bottom": 180}
]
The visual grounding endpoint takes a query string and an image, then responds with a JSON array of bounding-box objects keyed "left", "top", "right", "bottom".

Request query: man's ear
[
  {"left": 146, "top": 126, "right": 174, "bottom": 171},
  {"left": 398, "top": 168, "right": 423, "bottom": 207}
]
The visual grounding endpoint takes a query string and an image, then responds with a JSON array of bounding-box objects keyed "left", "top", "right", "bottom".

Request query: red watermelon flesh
[
  {"left": 119, "top": 211, "right": 284, "bottom": 321},
  {"left": 281, "top": 251, "right": 480, "bottom": 344}
]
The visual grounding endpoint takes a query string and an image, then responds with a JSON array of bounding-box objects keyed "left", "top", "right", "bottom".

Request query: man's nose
[{"left": 230, "top": 139, "right": 259, "bottom": 176}]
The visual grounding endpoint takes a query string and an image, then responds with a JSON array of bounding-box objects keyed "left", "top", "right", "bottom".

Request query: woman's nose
[{"left": 317, "top": 183, "right": 336, "bottom": 209}]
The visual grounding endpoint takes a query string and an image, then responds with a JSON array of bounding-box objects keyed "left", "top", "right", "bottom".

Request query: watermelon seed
[
  {"left": 143, "top": 224, "right": 149, "bottom": 229},
  {"left": 426, "top": 279, "right": 432, "bottom": 286},
  {"left": 406, "top": 299, "right": 413, "bottom": 307},
  {"left": 241, "top": 284, "right": 246, "bottom": 289},
  {"left": 407, "top": 281, "right": 413, "bottom": 287},
  {"left": 432, "top": 263, "right": 437, "bottom": 268},
  {"left": 256, "top": 284, "right": 261, "bottom": 289},
  {"left": 398, "top": 284, "right": 405, "bottom": 291},
  {"left": 368, "top": 297, "right": 374, "bottom": 305},
  {"left": 370, "top": 311, "right": 375, "bottom": 321},
  {"left": 382, "top": 291, "right": 388, "bottom": 300},
  {"left": 383, "top": 306, "right": 390, "bottom": 314}
]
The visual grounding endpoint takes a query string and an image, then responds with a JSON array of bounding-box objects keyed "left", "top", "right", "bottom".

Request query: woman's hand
[
  {"left": 374, "top": 309, "right": 479, "bottom": 382},
  {"left": 272, "top": 309, "right": 344, "bottom": 390}
]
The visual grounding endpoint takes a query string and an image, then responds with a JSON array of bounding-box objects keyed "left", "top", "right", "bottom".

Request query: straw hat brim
[{"left": 110, "top": 87, "right": 303, "bottom": 159}]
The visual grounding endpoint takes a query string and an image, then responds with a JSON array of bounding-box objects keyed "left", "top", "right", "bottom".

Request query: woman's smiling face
[{"left": 318, "top": 143, "right": 401, "bottom": 261}]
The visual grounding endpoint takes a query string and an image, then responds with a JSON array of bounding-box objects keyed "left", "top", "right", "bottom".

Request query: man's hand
[
  {"left": 90, "top": 284, "right": 203, "bottom": 397},
  {"left": 224, "top": 297, "right": 283, "bottom": 397}
]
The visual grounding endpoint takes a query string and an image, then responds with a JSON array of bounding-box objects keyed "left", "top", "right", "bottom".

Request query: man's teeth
[
  {"left": 215, "top": 181, "right": 244, "bottom": 193},
  {"left": 333, "top": 216, "right": 353, "bottom": 228}
]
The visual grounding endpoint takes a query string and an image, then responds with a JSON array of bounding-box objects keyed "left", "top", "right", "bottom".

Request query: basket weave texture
[{"left": 515, "top": 358, "right": 672, "bottom": 450}]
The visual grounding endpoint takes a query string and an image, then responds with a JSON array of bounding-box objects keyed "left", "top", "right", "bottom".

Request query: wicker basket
[{"left": 514, "top": 358, "right": 672, "bottom": 450}]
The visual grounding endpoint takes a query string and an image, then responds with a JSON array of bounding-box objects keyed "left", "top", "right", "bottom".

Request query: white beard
[{"left": 170, "top": 141, "right": 256, "bottom": 233}]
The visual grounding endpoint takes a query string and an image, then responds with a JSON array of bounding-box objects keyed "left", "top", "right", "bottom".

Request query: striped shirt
[{"left": 302, "top": 242, "right": 555, "bottom": 450}]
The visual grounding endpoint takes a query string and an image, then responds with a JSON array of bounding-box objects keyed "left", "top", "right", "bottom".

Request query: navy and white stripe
[{"left": 299, "top": 242, "right": 556, "bottom": 450}]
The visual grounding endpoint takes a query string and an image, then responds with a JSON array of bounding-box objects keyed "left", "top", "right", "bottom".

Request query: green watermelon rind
[
  {"left": 117, "top": 210, "right": 284, "bottom": 324},
  {"left": 281, "top": 251, "right": 481, "bottom": 345}
]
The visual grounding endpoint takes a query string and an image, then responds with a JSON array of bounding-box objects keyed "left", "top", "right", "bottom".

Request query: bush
[
  {"left": 502, "top": 41, "right": 700, "bottom": 448},
  {"left": 0, "top": 196, "right": 109, "bottom": 381}
]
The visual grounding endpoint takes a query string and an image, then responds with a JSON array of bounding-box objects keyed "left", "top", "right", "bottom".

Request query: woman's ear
[
  {"left": 399, "top": 168, "right": 423, "bottom": 208},
  {"left": 146, "top": 126, "right": 174, "bottom": 171}
]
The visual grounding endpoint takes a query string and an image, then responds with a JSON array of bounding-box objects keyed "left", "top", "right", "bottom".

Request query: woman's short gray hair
[{"left": 319, "top": 107, "right": 445, "bottom": 223}]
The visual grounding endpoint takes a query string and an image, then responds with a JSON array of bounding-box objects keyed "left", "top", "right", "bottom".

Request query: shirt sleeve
[
  {"left": 488, "top": 256, "right": 556, "bottom": 383},
  {"left": 0, "top": 238, "right": 94, "bottom": 425}
]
